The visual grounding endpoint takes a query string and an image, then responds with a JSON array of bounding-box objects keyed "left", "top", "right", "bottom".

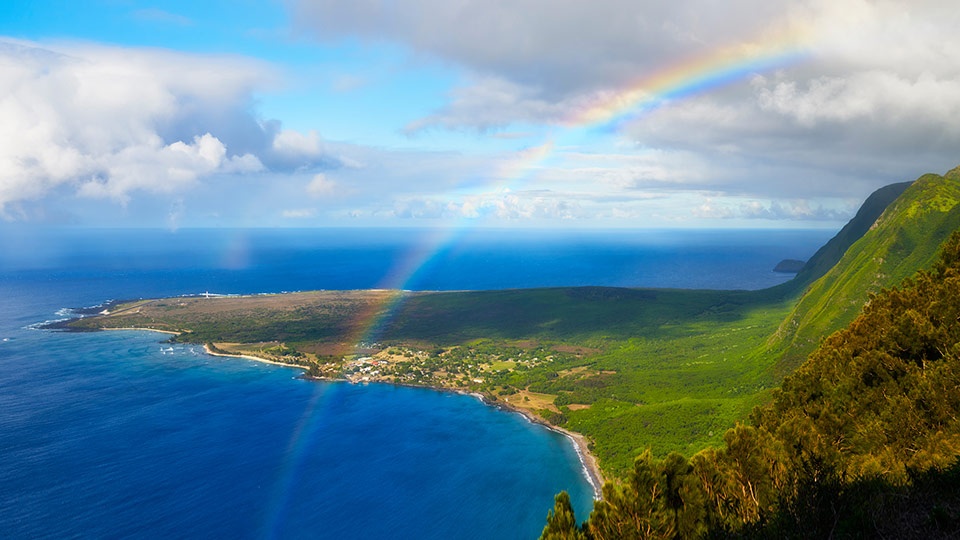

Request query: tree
[
  {"left": 660, "top": 452, "right": 707, "bottom": 539},
  {"left": 541, "top": 491, "right": 585, "bottom": 540}
]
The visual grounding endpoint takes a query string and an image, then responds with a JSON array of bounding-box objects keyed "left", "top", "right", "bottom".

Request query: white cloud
[
  {"left": 273, "top": 130, "right": 324, "bottom": 156},
  {"left": 390, "top": 191, "right": 585, "bottom": 221},
  {"left": 268, "top": 129, "right": 342, "bottom": 171},
  {"left": 291, "top": 0, "right": 789, "bottom": 96},
  {"left": 131, "top": 8, "right": 194, "bottom": 27},
  {"left": 754, "top": 71, "right": 960, "bottom": 128},
  {"left": 694, "top": 196, "right": 854, "bottom": 221},
  {"left": 10, "top": 1, "right": 960, "bottom": 227},
  {"left": 74, "top": 134, "right": 262, "bottom": 203},
  {"left": 293, "top": 0, "right": 960, "bottom": 207},
  {"left": 0, "top": 39, "right": 338, "bottom": 217},
  {"left": 306, "top": 173, "right": 339, "bottom": 197},
  {"left": 282, "top": 208, "right": 317, "bottom": 218},
  {"left": 404, "top": 76, "right": 576, "bottom": 134}
]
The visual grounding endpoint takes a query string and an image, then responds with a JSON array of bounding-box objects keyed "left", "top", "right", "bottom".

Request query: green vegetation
[
  {"left": 542, "top": 230, "right": 960, "bottom": 539},
  {"left": 770, "top": 168, "right": 960, "bottom": 374},
  {"left": 781, "top": 180, "right": 911, "bottom": 294},
  {"left": 70, "top": 169, "right": 960, "bottom": 489},
  {"left": 50, "top": 161, "right": 960, "bottom": 538},
  {"left": 71, "top": 284, "right": 802, "bottom": 476}
]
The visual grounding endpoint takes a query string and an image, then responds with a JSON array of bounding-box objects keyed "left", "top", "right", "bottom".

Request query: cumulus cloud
[
  {"left": 694, "top": 196, "right": 854, "bottom": 221},
  {"left": 306, "top": 173, "right": 339, "bottom": 197},
  {"left": 73, "top": 134, "right": 263, "bottom": 203},
  {"left": 391, "top": 191, "right": 585, "bottom": 221},
  {"left": 293, "top": 0, "right": 960, "bottom": 205},
  {"left": 282, "top": 208, "right": 317, "bottom": 218},
  {"left": 10, "top": 1, "right": 960, "bottom": 226},
  {"left": 0, "top": 39, "right": 340, "bottom": 216},
  {"left": 268, "top": 129, "right": 343, "bottom": 171},
  {"left": 291, "top": 0, "right": 788, "bottom": 96}
]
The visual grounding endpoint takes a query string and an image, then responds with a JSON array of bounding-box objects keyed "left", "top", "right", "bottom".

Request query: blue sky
[{"left": 2, "top": 0, "right": 959, "bottom": 228}]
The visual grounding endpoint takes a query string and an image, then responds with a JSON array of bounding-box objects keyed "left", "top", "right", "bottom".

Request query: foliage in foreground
[{"left": 543, "top": 232, "right": 960, "bottom": 539}]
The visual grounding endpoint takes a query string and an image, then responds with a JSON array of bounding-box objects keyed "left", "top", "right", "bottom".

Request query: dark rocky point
[{"left": 773, "top": 259, "right": 806, "bottom": 273}]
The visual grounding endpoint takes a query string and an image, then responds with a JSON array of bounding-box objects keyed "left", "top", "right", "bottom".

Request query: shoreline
[
  {"left": 544, "top": 423, "right": 605, "bottom": 500},
  {"left": 91, "top": 326, "right": 312, "bottom": 372},
  {"left": 89, "top": 325, "right": 606, "bottom": 500},
  {"left": 473, "top": 394, "right": 605, "bottom": 500},
  {"left": 202, "top": 344, "right": 310, "bottom": 371},
  {"left": 202, "top": 345, "right": 606, "bottom": 499},
  {"left": 98, "top": 326, "right": 181, "bottom": 335}
]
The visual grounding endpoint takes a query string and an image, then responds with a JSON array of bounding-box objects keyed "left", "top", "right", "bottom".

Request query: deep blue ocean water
[{"left": 0, "top": 227, "right": 834, "bottom": 539}]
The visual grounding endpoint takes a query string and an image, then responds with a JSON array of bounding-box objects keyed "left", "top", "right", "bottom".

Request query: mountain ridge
[{"left": 771, "top": 169, "right": 960, "bottom": 374}]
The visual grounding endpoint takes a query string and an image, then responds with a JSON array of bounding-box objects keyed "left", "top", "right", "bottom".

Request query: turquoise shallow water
[{"left": 0, "top": 227, "right": 834, "bottom": 538}]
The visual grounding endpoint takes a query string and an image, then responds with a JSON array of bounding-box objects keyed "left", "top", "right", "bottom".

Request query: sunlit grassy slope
[
  {"left": 770, "top": 167, "right": 960, "bottom": 375},
  {"left": 72, "top": 168, "right": 960, "bottom": 477}
]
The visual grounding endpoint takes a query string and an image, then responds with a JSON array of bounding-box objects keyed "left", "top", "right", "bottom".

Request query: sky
[{"left": 1, "top": 0, "right": 959, "bottom": 229}]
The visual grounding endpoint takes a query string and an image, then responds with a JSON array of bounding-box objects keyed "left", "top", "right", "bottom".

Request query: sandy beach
[
  {"left": 480, "top": 396, "right": 605, "bottom": 500},
  {"left": 98, "top": 327, "right": 181, "bottom": 335},
  {"left": 202, "top": 344, "right": 309, "bottom": 371},
  {"left": 551, "top": 425, "right": 605, "bottom": 500}
]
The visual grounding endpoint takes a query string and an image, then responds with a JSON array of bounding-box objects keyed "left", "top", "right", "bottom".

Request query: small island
[{"left": 772, "top": 258, "right": 805, "bottom": 273}]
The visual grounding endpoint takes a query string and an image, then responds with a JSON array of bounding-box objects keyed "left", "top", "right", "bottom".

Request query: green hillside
[
  {"left": 544, "top": 229, "right": 960, "bottom": 540},
  {"left": 783, "top": 180, "right": 911, "bottom": 293},
  {"left": 771, "top": 167, "right": 960, "bottom": 374}
]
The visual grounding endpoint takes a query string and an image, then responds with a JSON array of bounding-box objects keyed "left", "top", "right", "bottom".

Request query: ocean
[{"left": 0, "top": 227, "right": 834, "bottom": 539}]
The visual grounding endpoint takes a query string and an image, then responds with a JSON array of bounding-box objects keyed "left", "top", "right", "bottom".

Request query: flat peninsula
[{"left": 63, "top": 282, "right": 792, "bottom": 485}]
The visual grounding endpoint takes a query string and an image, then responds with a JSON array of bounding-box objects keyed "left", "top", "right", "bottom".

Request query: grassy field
[{"left": 72, "top": 284, "right": 797, "bottom": 477}]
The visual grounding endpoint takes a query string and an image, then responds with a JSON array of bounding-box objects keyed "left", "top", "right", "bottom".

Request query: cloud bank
[
  {"left": 0, "top": 40, "right": 338, "bottom": 217},
  {"left": 7, "top": 1, "right": 960, "bottom": 226},
  {"left": 293, "top": 0, "right": 960, "bottom": 203}
]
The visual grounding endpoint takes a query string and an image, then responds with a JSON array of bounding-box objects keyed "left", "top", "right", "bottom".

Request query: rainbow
[
  {"left": 345, "top": 226, "right": 472, "bottom": 348},
  {"left": 491, "top": 139, "right": 556, "bottom": 191},
  {"left": 565, "top": 34, "right": 810, "bottom": 130},
  {"left": 262, "top": 383, "right": 333, "bottom": 535},
  {"left": 342, "top": 34, "right": 811, "bottom": 348}
]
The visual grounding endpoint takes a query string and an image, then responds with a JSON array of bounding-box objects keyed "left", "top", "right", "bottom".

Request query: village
[{"left": 338, "top": 342, "right": 557, "bottom": 391}]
